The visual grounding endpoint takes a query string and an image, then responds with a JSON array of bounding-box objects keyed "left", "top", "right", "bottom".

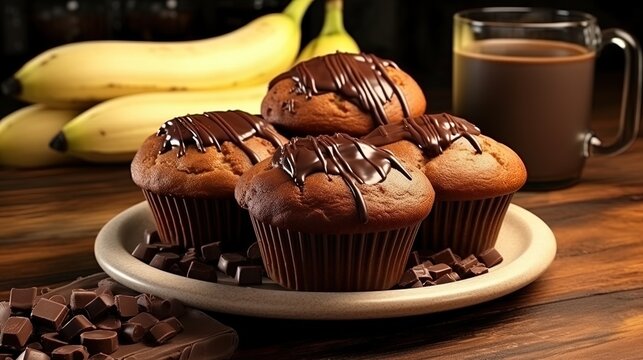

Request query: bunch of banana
[
  {"left": 1, "top": 0, "right": 313, "bottom": 108},
  {"left": 0, "top": 105, "right": 80, "bottom": 168},
  {"left": 296, "top": 0, "right": 359, "bottom": 63},
  {"left": 51, "top": 84, "right": 267, "bottom": 162}
]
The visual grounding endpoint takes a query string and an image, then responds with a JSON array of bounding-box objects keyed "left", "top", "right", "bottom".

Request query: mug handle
[{"left": 586, "top": 29, "right": 642, "bottom": 156}]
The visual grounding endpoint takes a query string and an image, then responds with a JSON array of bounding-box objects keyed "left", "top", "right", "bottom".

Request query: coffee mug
[{"left": 452, "top": 7, "right": 642, "bottom": 190}]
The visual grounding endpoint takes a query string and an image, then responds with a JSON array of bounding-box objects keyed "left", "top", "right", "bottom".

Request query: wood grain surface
[{"left": 1, "top": 88, "right": 642, "bottom": 359}]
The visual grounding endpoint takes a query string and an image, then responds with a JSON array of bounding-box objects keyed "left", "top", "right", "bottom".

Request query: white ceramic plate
[{"left": 95, "top": 201, "right": 556, "bottom": 320}]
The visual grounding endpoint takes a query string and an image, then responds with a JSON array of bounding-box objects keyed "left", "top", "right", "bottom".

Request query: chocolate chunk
[
  {"left": 94, "top": 318, "right": 121, "bottom": 332},
  {"left": 32, "top": 298, "right": 69, "bottom": 331},
  {"left": 478, "top": 248, "right": 503, "bottom": 267},
  {"left": 245, "top": 242, "right": 261, "bottom": 263},
  {"left": 405, "top": 250, "right": 422, "bottom": 269},
  {"left": 168, "top": 299, "right": 185, "bottom": 318},
  {"left": 15, "top": 348, "right": 50, "bottom": 360},
  {"left": 149, "top": 299, "right": 171, "bottom": 320},
  {"left": 160, "top": 317, "right": 183, "bottom": 334},
  {"left": 130, "top": 244, "right": 159, "bottom": 264},
  {"left": 234, "top": 266, "right": 263, "bottom": 286},
  {"left": 427, "top": 263, "right": 452, "bottom": 279},
  {"left": 410, "top": 265, "right": 433, "bottom": 282},
  {"left": 149, "top": 253, "right": 180, "bottom": 271},
  {"left": 88, "top": 353, "right": 114, "bottom": 360},
  {"left": 40, "top": 333, "right": 69, "bottom": 354},
  {"left": 126, "top": 313, "right": 158, "bottom": 332},
  {"left": 9, "top": 288, "right": 37, "bottom": 312},
  {"left": 429, "top": 248, "right": 459, "bottom": 266},
  {"left": 217, "top": 253, "right": 248, "bottom": 276},
  {"left": 119, "top": 323, "right": 145, "bottom": 344},
  {"left": 397, "top": 269, "right": 421, "bottom": 288},
  {"left": 1, "top": 316, "right": 33, "bottom": 348},
  {"left": 464, "top": 265, "right": 489, "bottom": 278},
  {"left": 421, "top": 259, "right": 434, "bottom": 268},
  {"left": 135, "top": 295, "right": 151, "bottom": 313},
  {"left": 80, "top": 330, "right": 118, "bottom": 355},
  {"left": 83, "top": 294, "right": 114, "bottom": 322},
  {"left": 178, "top": 251, "right": 199, "bottom": 273},
  {"left": 113, "top": 296, "right": 138, "bottom": 319},
  {"left": 148, "top": 322, "right": 176, "bottom": 345},
  {"left": 186, "top": 262, "right": 217, "bottom": 282},
  {"left": 144, "top": 229, "right": 160, "bottom": 245},
  {"left": 435, "top": 272, "right": 461, "bottom": 284},
  {"left": 48, "top": 295, "right": 67, "bottom": 306},
  {"left": 200, "top": 242, "right": 221, "bottom": 263},
  {"left": 59, "top": 315, "right": 96, "bottom": 341},
  {"left": 26, "top": 342, "right": 43, "bottom": 351},
  {"left": 51, "top": 345, "right": 89, "bottom": 360},
  {"left": 453, "top": 255, "right": 482, "bottom": 277},
  {"left": 70, "top": 291, "right": 96, "bottom": 314}
]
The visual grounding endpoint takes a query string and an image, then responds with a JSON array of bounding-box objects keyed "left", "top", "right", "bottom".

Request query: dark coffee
[{"left": 453, "top": 39, "right": 595, "bottom": 188}]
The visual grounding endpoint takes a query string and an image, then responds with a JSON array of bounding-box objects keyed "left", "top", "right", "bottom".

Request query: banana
[
  {"left": 0, "top": 105, "right": 80, "bottom": 168},
  {"left": 51, "top": 84, "right": 268, "bottom": 163},
  {"left": 296, "top": 0, "right": 359, "bottom": 63},
  {"left": 2, "top": 0, "right": 313, "bottom": 108}
]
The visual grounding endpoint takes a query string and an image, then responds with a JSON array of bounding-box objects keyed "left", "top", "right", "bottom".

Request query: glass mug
[{"left": 453, "top": 8, "right": 642, "bottom": 190}]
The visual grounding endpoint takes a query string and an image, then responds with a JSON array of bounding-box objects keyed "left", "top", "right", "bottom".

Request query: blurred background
[{"left": 1, "top": 0, "right": 641, "bottom": 116}]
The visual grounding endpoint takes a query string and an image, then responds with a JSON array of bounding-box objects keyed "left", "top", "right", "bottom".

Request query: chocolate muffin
[
  {"left": 261, "top": 52, "right": 426, "bottom": 137},
  {"left": 235, "top": 133, "right": 435, "bottom": 291},
  {"left": 131, "top": 110, "right": 287, "bottom": 251},
  {"left": 362, "top": 113, "right": 527, "bottom": 256}
]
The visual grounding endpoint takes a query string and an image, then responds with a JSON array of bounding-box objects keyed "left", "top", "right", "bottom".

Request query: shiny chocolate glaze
[
  {"left": 362, "top": 113, "right": 482, "bottom": 157},
  {"left": 269, "top": 53, "right": 410, "bottom": 126},
  {"left": 272, "top": 133, "right": 412, "bottom": 223},
  {"left": 157, "top": 110, "right": 284, "bottom": 163}
]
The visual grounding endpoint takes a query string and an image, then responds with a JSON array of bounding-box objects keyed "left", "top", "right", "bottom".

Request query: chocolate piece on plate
[
  {"left": 15, "top": 348, "right": 50, "bottom": 360},
  {"left": 429, "top": 248, "right": 459, "bottom": 267},
  {"left": 130, "top": 244, "right": 159, "bottom": 264},
  {"left": 426, "top": 263, "right": 452, "bottom": 280},
  {"left": 435, "top": 272, "right": 461, "bottom": 285},
  {"left": 148, "top": 322, "right": 176, "bottom": 345},
  {"left": 201, "top": 242, "right": 222, "bottom": 263},
  {"left": 186, "top": 262, "right": 217, "bottom": 282},
  {"left": 41, "top": 333, "right": 69, "bottom": 354},
  {"left": 160, "top": 317, "right": 183, "bottom": 334},
  {"left": 70, "top": 290, "right": 96, "bottom": 314},
  {"left": 94, "top": 317, "right": 121, "bottom": 332},
  {"left": 478, "top": 248, "right": 503, "bottom": 267},
  {"left": 149, "top": 253, "right": 180, "bottom": 271},
  {"left": 126, "top": 313, "right": 158, "bottom": 332},
  {"left": 149, "top": 299, "right": 172, "bottom": 320},
  {"left": 120, "top": 322, "right": 145, "bottom": 344},
  {"left": 9, "top": 288, "right": 37, "bottom": 313},
  {"left": 32, "top": 298, "right": 69, "bottom": 331},
  {"left": 51, "top": 345, "right": 89, "bottom": 360},
  {"left": 144, "top": 230, "right": 160, "bottom": 245},
  {"left": 217, "top": 253, "right": 248, "bottom": 276},
  {"left": 135, "top": 295, "right": 151, "bottom": 313},
  {"left": 464, "top": 265, "right": 489, "bottom": 278},
  {"left": 83, "top": 294, "right": 114, "bottom": 321},
  {"left": 234, "top": 266, "right": 263, "bottom": 286},
  {"left": 48, "top": 295, "right": 67, "bottom": 306}
]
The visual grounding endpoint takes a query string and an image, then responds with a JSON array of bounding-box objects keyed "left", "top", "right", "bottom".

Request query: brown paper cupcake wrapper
[
  {"left": 143, "top": 190, "right": 254, "bottom": 251},
  {"left": 250, "top": 218, "right": 422, "bottom": 292},
  {"left": 415, "top": 194, "right": 514, "bottom": 256}
]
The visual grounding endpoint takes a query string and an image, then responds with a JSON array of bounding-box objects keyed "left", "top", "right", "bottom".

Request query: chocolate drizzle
[
  {"left": 269, "top": 53, "right": 411, "bottom": 126},
  {"left": 157, "top": 110, "right": 284, "bottom": 163},
  {"left": 362, "top": 113, "right": 482, "bottom": 157},
  {"left": 272, "top": 133, "right": 412, "bottom": 224}
]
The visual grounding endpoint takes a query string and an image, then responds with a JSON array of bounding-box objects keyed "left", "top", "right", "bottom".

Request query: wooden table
[{"left": 1, "top": 87, "right": 642, "bottom": 359}]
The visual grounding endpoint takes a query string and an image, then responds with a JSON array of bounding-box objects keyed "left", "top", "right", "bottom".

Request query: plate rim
[{"left": 95, "top": 201, "right": 556, "bottom": 320}]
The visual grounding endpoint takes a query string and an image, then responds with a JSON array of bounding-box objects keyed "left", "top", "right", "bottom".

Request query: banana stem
[
  {"left": 321, "top": 0, "right": 346, "bottom": 35},
  {"left": 283, "top": 0, "right": 315, "bottom": 26}
]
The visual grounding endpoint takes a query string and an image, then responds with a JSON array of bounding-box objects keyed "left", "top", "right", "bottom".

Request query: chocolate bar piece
[
  {"left": 83, "top": 294, "right": 114, "bottom": 321},
  {"left": 427, "top": 263, "right": 452, "bottom": 279},
  {"left": 478, "top": 248, "right": 503, "bottom": 267},
  {"left": 149, "top": 299, "right": 171, "bottom": 320},
  {"left": 15, "top": 348, "right": 50, "bottom": 360},
  {"left": 127, "top": 312, "right": 158, "bottom": 332},
  {"left": 235, "top": 266, "right": 263, "bottom": 286},
  {"left": 40, "top": 333, "right": 69, "bottom": 354},
  {"left": 32, "top": 299, "right": 70, "bottom": 331},
  {"left": 201, "top": 242, "right": 222, "bottom": 263},
  {"left": 59, "top": 315, "right": 95, "bottom": 341},
  {"left": 1, "top": 316, "right": 33, "bottom": 348},
  {"left": 435, "top": 272, "right": 461, "bottom": 285},
  {"left": 80, "top": 330, "right": 118, "bottom": 355},
  {"left": 429, "top": 248, "right": 459, "bottom": 266},
  {"left": 217, "top": 253, "right": 248, "bottom": 276},
  {"left": 186, "top": 262, "right": 217, "bottom": 282},
  {"left": 94, "top": 317, "right": 121, "bottom": 332},
  {"left": 160, "top": 317, "right": 183, "bottom": 334},
  {"left": 48, "top": 295, "right": 67, "bottom": 306},
  {"left": 149, "top": 252, "right": 180, "bottom": 270},
  {"left": 9, "top": 288, "right": 37, "bottom": 312},
  {"left": 70, "top": 290, "right": 96, "bottom": 313},
  {"left": 51, "top": 345, "right": 90, "bottom": 360},
  {"left": 148, "top": 322, "right": 176, "bottom": 345},
  {"left": 120, "top": 323, "right": 145, "bottom": 344},
  {"left": 131, "top": 244, "right": 159, "bottom": 264},
  {"left": 114, "top": 296, "right": 138, "bottom": 319}
]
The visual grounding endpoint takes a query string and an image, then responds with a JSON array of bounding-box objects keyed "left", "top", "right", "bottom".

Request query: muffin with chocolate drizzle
[
  {"left": 261, "top": 52, "right": 426, "bottom": 137},
  {"left": 235, "top": 133, "right": 434, "bottom": 291},
  {"left": 131, "top": 110, "right": 287, "bottom": 252},
  {"left": 362, "top": 113, "right": 527, "bottom": 256}
]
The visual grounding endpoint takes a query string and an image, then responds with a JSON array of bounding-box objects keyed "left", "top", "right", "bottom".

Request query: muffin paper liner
[
  {"left": 250, "top": 218, "right": 422, "bottom": 292},
  {"left": 142, "top": 190, "right": 254, "bottom": 251},
  {"left": 415, "top": 194, "right": 514, "bottom": 256}
]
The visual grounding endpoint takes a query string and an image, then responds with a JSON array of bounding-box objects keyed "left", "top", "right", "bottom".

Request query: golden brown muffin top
[
  {"left": 131, "top": 110, "right": 287, "bottom": 198},
  {"left": 235, "top": 134, "right": 434, "bottom": 233},
  {"left": 362, "top": 113, "right": 527, "bottom": 200},
  {"left": 262, "top": 53, "right": 426, "bottom": 136}
]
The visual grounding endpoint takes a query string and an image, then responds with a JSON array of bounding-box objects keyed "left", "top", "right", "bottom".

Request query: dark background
[{"left": 1, "top": 0, "right": 641, "bottom": 116}]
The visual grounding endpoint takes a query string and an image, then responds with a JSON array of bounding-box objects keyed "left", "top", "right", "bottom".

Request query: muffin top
[
  {"left": 131, "top": 110, "right": 287, "bottom": 198},
  {"left": 261, "top": 53, "right": 426, "bottom": 136},
  {"left": 362, "top": 113, "right": 527, "bottom": 200},
  {"left": 235, "top": 133, "right": 434, "bottom": 233}
]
